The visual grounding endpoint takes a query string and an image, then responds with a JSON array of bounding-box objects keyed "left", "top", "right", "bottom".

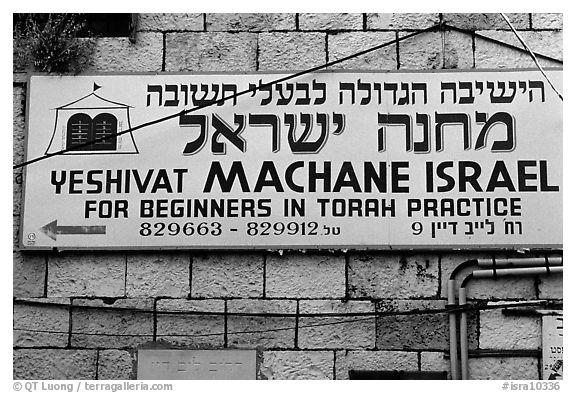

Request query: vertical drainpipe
[
  {"left": 458, "top": 264, "right": 563, "bottom": 380},
  {"left": 448, "top": 256, "right": 562, "bottom": 380}
]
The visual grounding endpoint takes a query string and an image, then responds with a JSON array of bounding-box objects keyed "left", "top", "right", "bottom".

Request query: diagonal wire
[
  {"left": 500, "top": 12, "right": 563, "bottom": 101},
  {"left": 13, "top": 300, "right": 560, "bottom": 339},
  {"left": 12, "top": 23, "right": 444, "bottom": 170}
]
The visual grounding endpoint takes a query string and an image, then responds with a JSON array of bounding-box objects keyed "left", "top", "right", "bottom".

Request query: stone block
[
  {"left": 348, "top": 253, "right": 439, "bottom": 299},
  {"left": 98, "top": 350, "right": 135, "bottom": 380},
  {"left": 328, "top": 32, "right": 397, "bottom": 70},
  {"left": 47, "top": 253, "right": 126, "bottom": 297},
  {"left": 443, "top": 13, "right": 530, "bottom": 30},
  {"left": 538, "top": 274, "right": 562, "bottom": 299},
  {"left": 367, "top": 13, "right": 440, "bottom": 30},
  {"left": 475, "top": 31, "right": 563, "bottom": 68},
  {"left": 443, "top": 30, "right": 474, "bottom": 69},
  {"left": 228, "top": 299, "right": 296, "bottom": 349},
  {"left": 440, "top": 253, "right": 538, "bottom": 300},
  {"left": 14, "top": 349, "right": 97, "bottom": 379},
  {"left": 14, "top": 298, "right": 70, "bottom": 347},
  {"left": 532, "top": 13, "right": 563, "bottom": 30},
  {"left": 399, "top": 30, "right": 472, "bottom": 70},
  {"left": 335, "top": 350, "right": 418, "bottom": 379},
  {"left": 376, "top": 300, "right": 477, "bottom": 351},
  {"left": 13, "top": 85, "right": 26, "bottom": 169},
  {"left": 298, "top": 300, "right": 374, "bottom": 349},
  {"left": 266, "top": 253, "right": 345, "bottom": 298},
  {"left": 87, "top": 33, "right": 163, "bottom": 72},
  {"left": 299, "top": 13, "right": 363, "bottom": 31},
  {"left": 126, "top": 253, "right": 190, "bottom": 298},
  {"left": 420, "top": 351, "right": 451, "bottom": 379},
  {"left": 13, "top": 252, "right": 46, "bottom": 298},
  {"left": 468, "top": 357, "right": 539, "bottom": 380},
  {"left": 259, "top": 351, "right": 333, "bottom": 379},
  {"left": 479, "top": 301, "right": 541, "bottom": 350},
  {"left": 138, "top": 13, "right": 203, "bottom": 31},
  {"left": 71, "top": 299, "right": 154, "bottom": 348},
  {"left": 156, "top": 299, "right": 225, "bottom": 347},
  {"left": 166, "top": 32, "right": 257, "bottom": 72},
  {"left": 258, "top": 32, "right": 325, "bottom": 71},
  {"left": 192, "top": 253, "right": 263, "bottom": 298},
  {"left": 206, "top": 13, "right": 295, "bottom": 31}
]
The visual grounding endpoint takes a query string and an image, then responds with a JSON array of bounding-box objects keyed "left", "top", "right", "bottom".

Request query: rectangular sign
[
  {"left": 137, "top": 349, "right": 256, "bottom": 380},
  {"left": 542, "top": 313, "right": 563, "bottom": 380},
  {"left": 19, "top": 70, "right": 562, "bottom": 250}
]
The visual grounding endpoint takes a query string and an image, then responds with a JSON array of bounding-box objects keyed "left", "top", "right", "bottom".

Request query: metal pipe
[
  {"left": 448, "top": 279, "right": 460, "bottom": 380},
  {"left": 473, "top": 266, "right": 562, "bottom": 278},
  {"left": 458, "top": 265, "right": 562, "bottom": 381},
  {"left": 447, "top": 259, "right": 478, "bottom": 380},
  {"left": 459, "top": 286, "right": 469, "bottom": 380},
  {"left": 476, "top": 256, "right": 562, "bottom": 268}
]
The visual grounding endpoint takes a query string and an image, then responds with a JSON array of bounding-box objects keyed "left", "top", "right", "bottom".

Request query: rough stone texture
[
  {"left": 367, "top": 13, "right": 440, "bottom": 30},
  {"left": 468, "top": 357, "right": 539, "bottom": 380},
  {"left": 228, "top": 299, "right": 296, "bottom": 348},
  {"left": 71, "top": 299, "right": 154, "bottom": 349},
  {"left": 335, "top": 350, "right": 418, "bottom": 379},
  {"left": 192, "top": 253, "right": 263, "bottom": 298},
  {"left": 443, "top": 30, "right": 474, "bottom": 69},
  {"left": 440, "top": 253, "right": 538, "bottom": 300},
  {"left": 13, "top": 252, "right": 46, "bottom": 298},
  {"left": 156, "top": 299, "right": 225, "bottom": 347},
  {"left": 399, "top": 31, "right": 473, "bottom": 70},
  {"left": 97, "top": 350, "right": 135, "bottom": 380},
  {"left": 87, "top": 33, "right": 163, "bottom": 72},
  {"left": 14, "top": 298, "right": 70, "bottom": 348},
  {"left": 266, "top": 253, "right": 345, "bottom": 298},
  {"left": 479, "top": 301, "right": 541, "bottom": 350},
  {"left": 206, "top": 13, "right": 295, "bottom": 32},
  {"left": 47, "top": 253, "right": 126, "bottom": 297},
  {"left": 420, "top": 351, "right": 451, "bottom": 379},
  {"left": 126, "top": 253, "right": 190, "bottom": 298},
  {"left": 328, "top": 32, "right": 397, "bottom": 70},
  {"left": 138, "top": 13, "right": 203, "bottom": 31},
  {"left": 299, "top": 13, "right": 363, "bottom": 31},
  {"left": 376, "top": 300, "right": 477, "bottom": 351},
  {"left": 475, "top": 30, "right": 563, "bottom": 68},
  {"left": 258, "top": 32, "right": 325, "bottom": 71},
  {"left": 14, "top": 349, "right": 97, "bottom": 379},
  {"left": 165, "top": 32, "right": 257, "bottom": 72},
  {"left": 443, "top": 13, "right": 530, "bottom": 30},
  {"left": 348, "top": 253, "right": 439, "bottom": 299},
  {"left": 13, "top": 84, "right": 25, "bottom": 171},
  {"left": 532, "top": 13, "right": 563, "bottom": 30},
  {"left": 298, "top": 300, "right": 374, "bottom": 349},
  {"left": 538, "top": 274, "right": 562, "bottom": 299},
  {"left": 259, "top": 351, "right": 333, "bottom": 380}
]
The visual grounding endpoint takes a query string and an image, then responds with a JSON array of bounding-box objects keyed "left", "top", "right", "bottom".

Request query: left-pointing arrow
[{"left": 41, "top": 220, "right": 106, "bottom": 241}]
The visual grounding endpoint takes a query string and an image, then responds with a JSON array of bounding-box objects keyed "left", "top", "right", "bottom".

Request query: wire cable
[
  {"left": 13, "top": 300, "right": 560, "bottom": 340},
  {"left": 499, "top": 13, "right": 563, "bottom": 101},
  {"left": 12, "top": 21, "right": 564, "bottom": 171},
  {"left": 13, "top": 298, "right": 558, "bottom": 318},
  {"left": 12, "top": 23, "right": 442, "bottom": 171}
]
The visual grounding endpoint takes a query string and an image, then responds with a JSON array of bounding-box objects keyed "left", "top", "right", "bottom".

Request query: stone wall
[{"left": 13, "top": 13, "right": 563, "bottom": 380}]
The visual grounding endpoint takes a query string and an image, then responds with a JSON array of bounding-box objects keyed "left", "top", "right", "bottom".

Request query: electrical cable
[
  {"left": 499, "top": 13, "right": 563, "bottom": 101},
  {"left": 12, "top": 23, "right": 442, "bottom": 171},
  {"left": 13, "top": 298, "right": 558, "bottom": 318},
  {"left": 12, "top": 21, "right": 564, "bottom": 171},
  {"left": 13, "top": 300, "right": 560, "bottom": 340}
]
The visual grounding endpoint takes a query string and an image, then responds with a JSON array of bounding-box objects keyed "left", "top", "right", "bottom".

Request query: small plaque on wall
[{"left": 137, "top": 349, "right": 257, "bottom": 380}]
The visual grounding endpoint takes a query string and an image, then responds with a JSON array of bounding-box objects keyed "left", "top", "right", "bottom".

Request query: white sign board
[
  {"left": 19, "top": 70, "right": 562, "bottom": 250},
  {"left": 137, "top": 349, "right": 256, "bottom": 380},
  {"left": 542, "top": 314, "right": 563, "bottom": 380}
]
